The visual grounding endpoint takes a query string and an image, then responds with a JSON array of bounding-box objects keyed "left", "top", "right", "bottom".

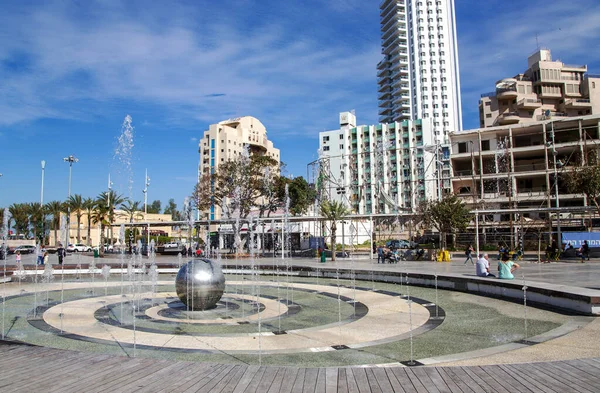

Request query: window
[
  {"left": 481, "top": 140, "right": 490, "bottom": 151},
  {"left": 322, "top": 136, "right": 329, "bottom": 142},
  {"left": 458, "top": 142, "right": 468, "bottom": 153},
  {"left": 323, "top": 146, "right": 330, "bottom": 151},
  {"left": 485, "top": 114, "right": 492, "bottom": 118},
  {"left": 339, "top": 144, "right": 344, "bottom": 149},
  {"left": 485, "top": 102, "right": 491, "bottom": 106},
  {"left": 339, "top": 134, "right": 344, "bottom": 139},
  {"left": 593, "top": 82, "right": 596, "bottom": 88}
]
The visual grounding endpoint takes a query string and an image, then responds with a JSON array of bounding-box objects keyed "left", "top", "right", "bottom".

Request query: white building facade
[
  {"left": 377, "top": 0, "right": 462, "bottom": 143},
  {"left": 318, "top": 112, "right": 450, "bottom": 215}
]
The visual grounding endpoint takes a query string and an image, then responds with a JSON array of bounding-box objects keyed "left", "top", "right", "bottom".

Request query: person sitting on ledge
[
  {"left": 476, "top": 253, "right": 495, "bottom": 278},
  {"left": 498, "top": 256, "right": 520, "bottom": 280}
]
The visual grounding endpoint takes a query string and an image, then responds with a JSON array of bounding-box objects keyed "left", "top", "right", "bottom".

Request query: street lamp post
[
  {"left": 143, "top": 169, "right": 150, "bottom": 255},
  {"left": 40, "top": 160, "right": 46, "bottom": 244},
  {"left": 63, "top": 155, "right": 78, "bottom": 248}
]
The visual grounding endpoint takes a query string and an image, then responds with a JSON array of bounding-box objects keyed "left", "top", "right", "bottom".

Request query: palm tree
[
  {"left": 97, "top": 191, "right": 126, "bottom": 245},
  {"left": 119, "top": 200, "right": 143, "bottom": 252},
  {"left": 91, "top": 202, "right": 110, "bottom": 256},
  {"left": 9, "top": 203, "right": 29, "bottom": 238},
  {"left": 27, "top": 202, "right": 44, "bottom": 241},
  {"left": 69, "top": 194, "right": 84, "bottom": 243},
  {"left": 83, "top": 197, "right": 95, "bottom": 246},
  {"left": 45, "top": 200, "right": 65, "bottom": 246},
  {"left": 319, "top": 199, "right": 350, "bottom": 261},
  {"left": 119, "top": 200, "right": 143, "bottom": 223}
]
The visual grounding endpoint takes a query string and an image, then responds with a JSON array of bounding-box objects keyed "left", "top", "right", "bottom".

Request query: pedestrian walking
[
  {"left": 57, "top": 243, "right": 66, "bottom": 265},
  {"left": 464, "top": 244, "right": 475, "bottom": 265}
]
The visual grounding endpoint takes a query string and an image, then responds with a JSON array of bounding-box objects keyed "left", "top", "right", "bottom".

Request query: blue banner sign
[{"left": 561, "top": 232, "right": 600, "bottom": 247}]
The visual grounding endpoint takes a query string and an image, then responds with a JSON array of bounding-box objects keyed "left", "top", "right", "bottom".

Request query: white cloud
[{"left": 0, "top": 1, "right": 379, "bottom": 133}]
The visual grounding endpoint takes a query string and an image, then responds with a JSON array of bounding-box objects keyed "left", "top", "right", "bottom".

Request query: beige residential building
[
  {"left": 198, "top": 116, "right": 280, "bottom": 220},
  {"left": 479, "top": 49, "right": 600, "bottom": 128},
  {"left": 449, "top": 115, "right": 600, "bottom": 229}
]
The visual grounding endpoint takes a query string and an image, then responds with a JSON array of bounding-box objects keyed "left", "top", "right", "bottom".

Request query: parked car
[
  {"left": 385, "top": 239, "right": 417, "bottom": 250},
  {"left": 67, "top": 243, "right": 92, "bottom": 252},
  {"left": 14, "top": 245, "right": 36, "bottom": 254}
]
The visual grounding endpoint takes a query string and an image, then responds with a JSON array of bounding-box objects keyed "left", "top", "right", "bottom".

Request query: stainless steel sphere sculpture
[{"left": 175, "top": 258, "right": 225, "bottom": 310}]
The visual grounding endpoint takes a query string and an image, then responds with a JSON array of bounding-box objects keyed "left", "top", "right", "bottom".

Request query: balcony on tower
[
  {"left": 496, "top": 111, "right": 520, "bottom": 125},
  {"left": 564, "top": 98, "right": 592, "bottom": 108},
  {"left": 517, "top": 98, "right": 542, "bottom": 109},
  {"left": 495, "top": 78, "right": 518, "bottom": 100}
]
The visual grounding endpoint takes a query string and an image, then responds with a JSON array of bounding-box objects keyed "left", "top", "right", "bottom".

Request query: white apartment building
[
  {"left": 318, "top": 112, "right": 451, "bottom": 214},
  {"left": 449, "top": 115, "right": 600, "bottom": 225},
  {"left": 377, "top": 0, "right": 462, "bottom": 143},
  {"left": 479, "top": 49, "right": 600, "bottom": 128},
  {"left": 198, "top": 116, "right": 280, "bottom": 221}
]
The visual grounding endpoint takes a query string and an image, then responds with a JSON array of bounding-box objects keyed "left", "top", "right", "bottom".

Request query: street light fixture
[{"left": 63, "top": 155, "right": 79, "bottom": 248}]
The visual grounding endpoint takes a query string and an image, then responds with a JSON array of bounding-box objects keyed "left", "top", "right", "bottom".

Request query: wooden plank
[
  {"left": 337, "top": 368, "right": 349, "bottom": 393},
  {"left": 461, "top": 366, "right": 511, "bottom": 393},
  {"left": 94, "top": 358, "right": 198, "bottom": 393},
  {"left": 191, "top": 364, "right": 238, "bottom": 393},
  {"left": 383, "top": 368, "right": 408, "bottom": 393},
  {"left": 434, "top": 367, "right": 475, "bottom": 393},
  {"left": 566, "top": 358, "right": 600, "bottom": 378},
  {"left": 371, "top": 368, "right": 394, "bottom": 393},
  {"left": 500, "top": 364, "right": 558, "bottom": 393},
  {"left": 526, "top": 363, "right": 593, "bottom": 393},
  {"left": 484, "top": 364, "right": 533, "bottom": 393},
  {"left": 275, "top": 367, "right": 300, "bottom": 393},
  {"left": 391, "top": 367, "right": 423, "bottom": 393},
  {"left": 325, "top": 367, "right": 338, "bottom": 393},
  {"left": 170, "top": 364, "right": 230, "bottom": 393},
  {"left": 220, "top": 364, "right": 253, "bottom": 393},
  {"left": 409, "top": 368, "right": 443, "bottom": 393},
  {"left": 68, "top": 358, "right": 166, "bottom": 393},
  {"left": 350, "top": 367, "right": 371, "bottom": 393},
  {"left": 43, "top": 356, "right": 142, "bottom": 393},
  {"left": 445, "top": 367, "right": 490, "bottom": 393},
  {"left": 343, "top": 368, "right": 360, "bottom": 393},
  {"left": 364, "top": 367, "right": 383, "bottom": 393},
  {"left": 302, "top": 368, "right": 319, "bottom": 393},
  {"left": 314, "top": 367, "right": 326, "bottom": 393},
  {"left": 541, "top": 361, "right": 600, "bottom": 392},
  {"left": 290, "top": 368, "right": 306, "bottom": 393},
  {"left": 266, "top": 367, "right": 288, "bottom": 393},
  {"left": 231, "top": 365, "right": 263, "bottom": 393},
  {"left": 502, "top": 364, "right": 560, "bottom": 393},
  {"left": 249, "top": 366, "right": 279, "bottom": 393},
  {"left": 404, "top": 368, "right": 437, "bottom": 393}
]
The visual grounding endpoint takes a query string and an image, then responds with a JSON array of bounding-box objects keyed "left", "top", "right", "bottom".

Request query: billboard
[{"left": 561, "top": 232, "right": 600, "bottom": 247}]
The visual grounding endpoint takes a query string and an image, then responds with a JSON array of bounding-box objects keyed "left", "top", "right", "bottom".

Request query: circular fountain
[{"left": 175, "top": 258, "right": 225, "bottom": 310}]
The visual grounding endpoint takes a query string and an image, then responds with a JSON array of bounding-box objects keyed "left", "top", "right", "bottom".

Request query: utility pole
[{"left": 63, "top": 155, "right": 79, "bottom": 248}]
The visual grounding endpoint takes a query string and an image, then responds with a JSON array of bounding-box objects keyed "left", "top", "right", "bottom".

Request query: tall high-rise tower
[{"left": 377, "top": 0, "right": 462, "bottom": 143}]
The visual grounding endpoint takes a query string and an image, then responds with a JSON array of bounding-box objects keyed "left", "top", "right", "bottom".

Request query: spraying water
[
  {"left": 114, "top": 115, "right": 135, "bottom": 197},
  {"left": 101, "top": 265, "right": 111, "bottom": 297},
  {"left": 1, "top": 208, "right": 9, "bottom": 339}
]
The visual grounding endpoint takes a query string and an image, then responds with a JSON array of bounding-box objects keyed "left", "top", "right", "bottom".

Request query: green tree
[
  {"left": 68, "top": 194, "right": 84, "bottom": 243},
  {"left": 319, "top": 199, "right": 350, "bottom": 261},
  {"left": 564, "top": 163, "right": 600, "bottom": 214},
  {"left": 164, "top": 198, "right": 180, "bottom": 220},
  {"left": 96, "top": 191, "right": 127, "bottom": 244},
  {"left": 147, "top": 200, "right": 162, "bottom": 214},
  {"left": 45, "top": 200, "right": 65, "bottom": 246},
  {"left": 27, "top": 202, "right": 44, "bottom": 242},
  {"left": 83, "top": 197, "right": 95, "bottom": 245},
  {"left": 120, "top": 200, "right": 144, "bottom": 223},
  {"left": 287, "top": 176, "right": 317, "bottom": 216},
  {"left": 9, "top": 203, "right": 29, "bottom": 237},
  {"left": 419, "top": 194, "right": 472, "bottom": 248},
  {"left": 91, "top": 202, "right": 110, "bottom": 256}
]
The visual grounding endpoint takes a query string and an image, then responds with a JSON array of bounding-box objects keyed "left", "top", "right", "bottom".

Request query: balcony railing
[
  {"left": 513, "top": 163, "right": 546, "bottom": 172},
  {"left": 454, "top": 170, "right": 472, "bottom": 176},
  {"left": 517, "top": 98, "right": 541, "bottom": 106},
  {"left": 480, "top": 91, "right": 496, "bottom": 98}
]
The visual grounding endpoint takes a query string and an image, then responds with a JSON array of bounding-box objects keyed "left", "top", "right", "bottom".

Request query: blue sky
[{"left": 1, "top": 0, "right": 599, "bottom": 211}]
